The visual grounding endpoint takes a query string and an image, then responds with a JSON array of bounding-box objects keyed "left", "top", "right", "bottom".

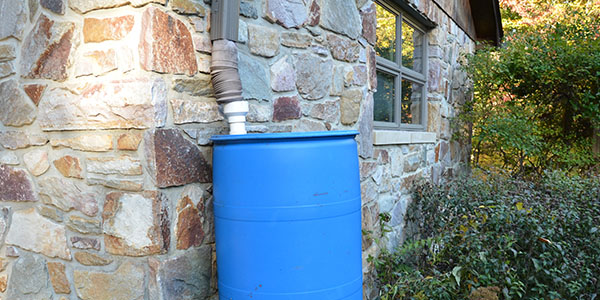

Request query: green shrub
[
  {"left": 373, "top": 171, "right": 600, "bottom": 299},
  {"left": 459, "top": 3, "right": 600, "bottom": 175}
]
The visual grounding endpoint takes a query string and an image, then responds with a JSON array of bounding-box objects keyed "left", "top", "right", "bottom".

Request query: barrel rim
[{"left": 211, "top": 130, "right": 359, "bottom": 143}]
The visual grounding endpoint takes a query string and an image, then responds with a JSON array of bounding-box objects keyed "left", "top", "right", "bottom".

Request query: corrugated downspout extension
[
  {"left": 210, "top": 0, "right": 247, "bottom": 135},
  {"left": 211, "top": 40, "right": 247, "bottom": 135}
]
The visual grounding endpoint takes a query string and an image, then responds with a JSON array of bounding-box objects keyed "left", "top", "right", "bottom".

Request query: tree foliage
[{"left": 460, "top": 0, "right": 600, "bottom": 175}]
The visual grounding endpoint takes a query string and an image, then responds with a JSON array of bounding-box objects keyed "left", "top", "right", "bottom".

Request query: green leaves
[
  {"left": 375, "top": 172, "right": 600, "bottom": 299},
  {"left": 460, "top": 6, "right": 600, "bottom": 175}
]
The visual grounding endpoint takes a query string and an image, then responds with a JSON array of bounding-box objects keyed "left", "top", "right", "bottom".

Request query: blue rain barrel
[{"left": 211, "top": 130, "right": 362, "bottom": 300}]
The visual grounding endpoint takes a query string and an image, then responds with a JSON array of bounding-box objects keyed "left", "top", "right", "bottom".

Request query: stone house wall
[{"left": 0, "top": 0, "right": 474, "bottom": 298}]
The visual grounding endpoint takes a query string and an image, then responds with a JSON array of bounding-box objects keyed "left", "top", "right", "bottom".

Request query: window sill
[{"left": 373, "top": 130, "right": 436, "bottom": 145}]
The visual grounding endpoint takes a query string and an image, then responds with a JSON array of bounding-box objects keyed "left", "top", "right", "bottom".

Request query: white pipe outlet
[{"left": 223, "top": 101, "right": 248, "bottom": 135}]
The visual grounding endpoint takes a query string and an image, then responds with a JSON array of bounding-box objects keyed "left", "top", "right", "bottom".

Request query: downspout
[{"left": 210, "top": 0, "right": 248, "bottom": 135}]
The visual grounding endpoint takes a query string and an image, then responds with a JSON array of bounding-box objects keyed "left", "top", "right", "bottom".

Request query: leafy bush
[
  {"left": 459, "top": 2, "right": 600, "bottom": 175},
  {"left": 373, "top": 171, "right": 600, "bottom": 299}
]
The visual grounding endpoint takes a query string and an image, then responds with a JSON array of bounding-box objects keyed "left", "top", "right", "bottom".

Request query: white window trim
[{"left": 373, "top": 0, "right": 430, "bottom": 132}]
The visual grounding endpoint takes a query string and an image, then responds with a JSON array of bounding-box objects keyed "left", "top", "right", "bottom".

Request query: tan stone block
[
  {"left": 70, "top": 0, "right": 166, "bottom": 14},
  {"left": 0, "top": 44, "right": 16, "bottom": 62},
  {"left": 0, "top": 274, "right": 6, "bottom": 292},
  {"left": 66, "top": 215, "right": 101, "bottom": 235},
  {"left": 0, "top": 131, "right": 47, "bottom": 150},
  {"left": 0, "top": 151, "right": 18, "bottom": 165},
  {"left": 38, "top": 205, "right": 64, "bottom": 223},
  {"left": 103, "top": 191, "right": 170, "bottom": 256},
  {"left": 248, "top": 24, "right": 280, "bottom": 58},
  {"left": 340, "top": 88, "right": 362, "bottom": 125},
  {"left": 50, "top": 134, "right": 113, "bottom": 151},
  {"left": 47, "top": 262, "right": 70, "bottom": 294},
  {"left": 74, "top": 252, "right": 113, "bottom": 266},
  {"left": 427, "top": 102, "right": 441, "bottom": 133},
  {"left": 86, "top": 156, "right": 142, "bottom": 176},
  {"left": 5, "top": 208, "right": 71, "bottom": 260},
  {"left": 281, "top": 32, "right": 312, "bottom": 48},
  {"left": 86, "top": 174, "right": 143, "bottom": 191},
  {"left": 40, "top": 78, "right": 167, "bottom": 130},
  {"left": 83, "top": 15, "right": 134, "bottom": 43},
  {"left": 75, "top": 49, "right": 118, "bottom": 77},
  {"left": 172, "top": 0, "right": 206, "bottom": 15},
  {"left": 292, "top": 119, "right": 327, "bottom": 132},
  {"left": 0, "top": 79, "right": 36, "bottom": 126},
  {"left": 23, "top": 149, "right": 49, "bottom": 176},
  {"left": 39, "top": 177, "right": 98, "bottom": 217},
  {"left": 170, "top": 98, "right": 223, "bottom": 124},
  {"left": 0, "top": 0, "right": 26, "bottom": 40},
  {"left": 117, "top": 132, "right": 142, "bottom": 150},
  {"left": 53, "top": 155, "right": 83, "bottom": 178},
  {"left": 295, "top": 53, "right": 333, "bottom": 100},
  {"left": 0, "top": 61, "right": 15, "bottom": 78},
  {"left": 193, "top": 34, "right": 212, "bottom": 53},
  {"left": 74, "top": 261, "right": 144, "bottom": 300}
]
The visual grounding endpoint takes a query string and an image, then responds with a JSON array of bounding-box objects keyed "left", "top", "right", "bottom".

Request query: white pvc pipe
[{"left": 223, "top": 101, "right": 248, "bottom": 135}]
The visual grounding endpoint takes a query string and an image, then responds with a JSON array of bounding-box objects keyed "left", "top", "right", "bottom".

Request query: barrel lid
[{"left": 211, "top": 130, "right": 358, "bottom": 143}]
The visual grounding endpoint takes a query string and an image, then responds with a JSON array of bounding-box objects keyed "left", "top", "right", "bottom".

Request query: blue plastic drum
[{"left": 211, "top": 130, "right": 362, "bottom": 300}]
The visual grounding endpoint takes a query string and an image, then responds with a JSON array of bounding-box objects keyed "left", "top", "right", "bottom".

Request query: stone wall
[{"left": 0, "top": 0, "right": 473, "bottom": 299}]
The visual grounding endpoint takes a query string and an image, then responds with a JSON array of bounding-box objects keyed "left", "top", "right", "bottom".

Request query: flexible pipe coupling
[{"left": 211, "top": 39, "right": 247, "bottom": 134}]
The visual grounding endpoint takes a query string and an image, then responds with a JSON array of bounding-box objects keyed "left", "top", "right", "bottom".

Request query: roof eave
[{"left": 470, "top": 0, "right": 504, "bottom": 46}]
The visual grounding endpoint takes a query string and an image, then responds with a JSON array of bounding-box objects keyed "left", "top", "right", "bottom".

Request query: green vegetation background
[{"left": 373, "top": 1, "right": 600, "bottom": 299}]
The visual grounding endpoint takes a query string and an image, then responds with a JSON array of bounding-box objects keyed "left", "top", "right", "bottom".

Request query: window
[{"left": 373, "top": 1, "right": 428, "bottom": 131}]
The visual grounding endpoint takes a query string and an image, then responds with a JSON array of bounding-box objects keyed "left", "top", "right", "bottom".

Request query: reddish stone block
[
  {"left": 367, "top": 46, "right": 377, "bottom": 91},
  {"left": 139, "top": 7, "right": 197, "bottom": 75},
  {"left": 374, "top": 149, "right": 390, "bottom": 164},
  {"left": 307, "top": 0, "right": 320, "bottom": 26},
  {"left": 70, "top": 236, "right": 101, "bottom": 251},
  {"left": 176, "top": 195, "right": 204, "bottom": 250},
  {"left": 273, "top": 96, "right": 301, "bottom": 122},
  {"left": 41, "top": 0, "right": 65, "bottom": 14},
  {"left": 20, "top": 14, "right": 74, "bottom": 81},
  {"left": 0, "top": 164, "right": 37, "bottom": 202},
  {"left": 23, "top": 84, "right": 47, "bottom": 106},
  {"left": 360, "top": 3, "right": 376, "bottom": 45},
  {"left": 144, "top": 129, "right": 211, "bottom": 188},
  {"left": 326, "top": 34, "right": 360, "bottom": 62}
]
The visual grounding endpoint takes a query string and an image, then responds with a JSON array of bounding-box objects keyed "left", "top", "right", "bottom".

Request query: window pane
[
  {"left": 401, "top": 21, "right": 423, "bottom": 73},
  {"left": 401, "top": 80, "right": 423, "bottom": 124},
  {"left": 375, "top": 3, "right": 396, "bottom": 62},
  {"left": 374, "top": 71, "right": 396, "bottom": 123}
]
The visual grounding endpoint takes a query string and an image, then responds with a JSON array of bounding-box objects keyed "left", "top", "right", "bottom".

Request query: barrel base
[{"left": 218, "top": 276, "right": 362, "bottom": 300}]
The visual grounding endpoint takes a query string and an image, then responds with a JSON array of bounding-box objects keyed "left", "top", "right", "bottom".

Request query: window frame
[{"left": 373, "top": 0, "right": 430, "bottom": 131}]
